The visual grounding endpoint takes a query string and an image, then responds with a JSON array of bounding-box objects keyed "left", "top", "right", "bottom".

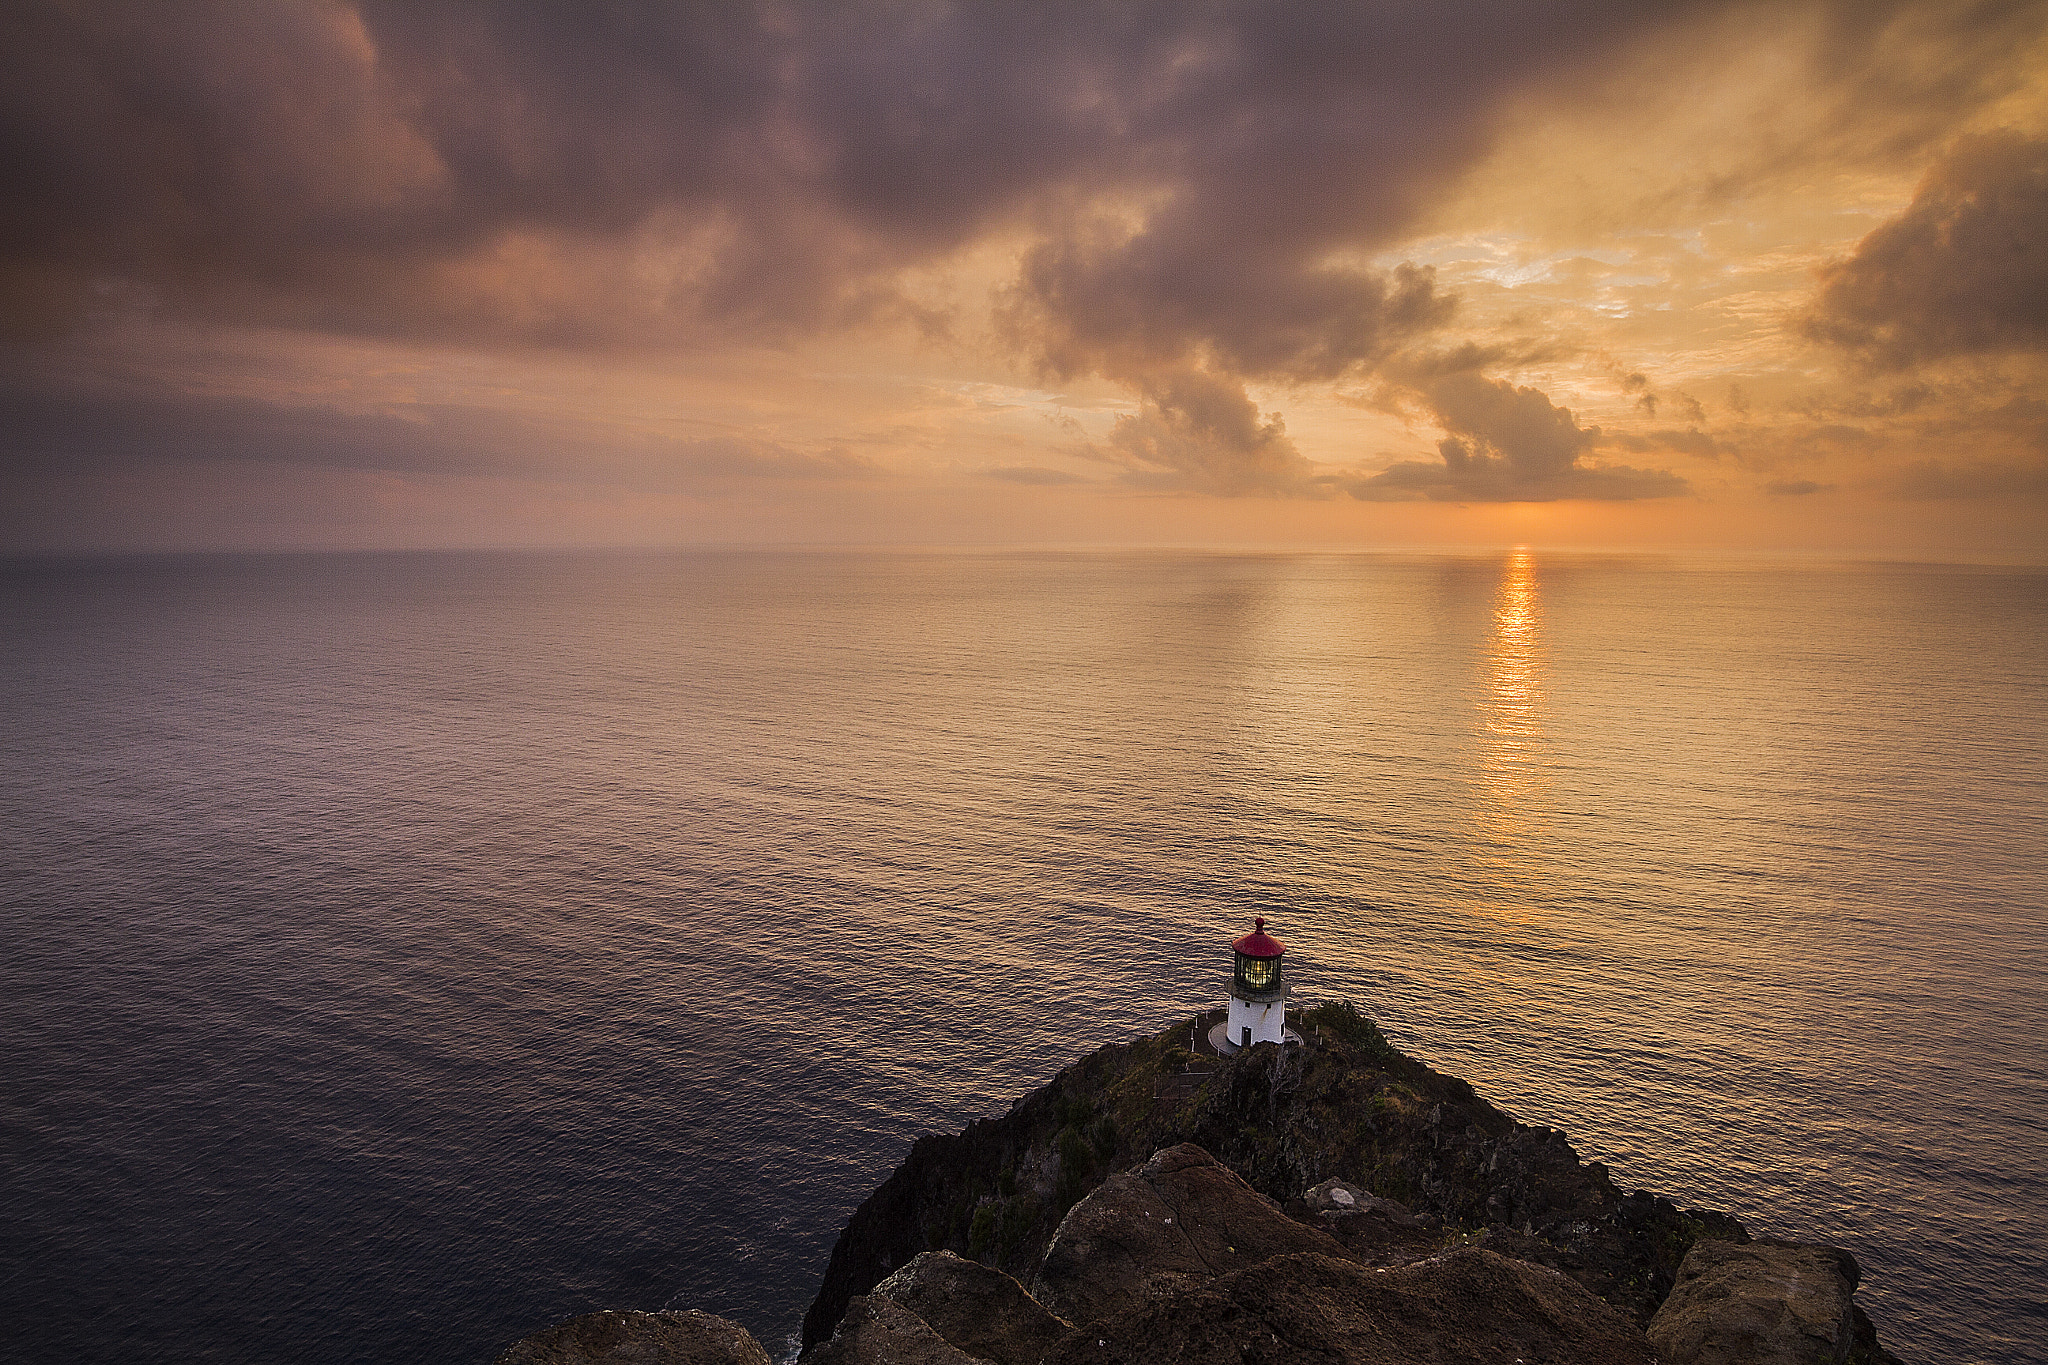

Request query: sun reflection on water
[{"left": 1475, "top": 546, "right": 1550, "bottom": 854}]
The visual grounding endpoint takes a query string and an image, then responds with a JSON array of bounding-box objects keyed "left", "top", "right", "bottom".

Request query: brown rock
[
  {"left": 804, "top": 1294, "right": 992, "bottom": 1365},
  {"left": 1030, "top": 1144, "right": 1350, "bottom": 1327},
  {"left": 1299, "top": 1178, "right": 1416, "bottom": 1222},
  {"left": 799, "top": 1016, "right": 1894, "bottom": 1356},
  {"left": 1286, "top": 1179, "right": 1442, "bottom": 1267},
  {"left": 1044, "top": 1247, "right": 1654, "bottom": 1365},
  {"left": 1648, "top": 1238, "right": 1882, "bottom": 1365},
  {"left": 873, "top": 1250, "right": 1073, "bottom": 1365},
  {"left": 494, "top": 1309, "right": 772, "bottom": 1365}
]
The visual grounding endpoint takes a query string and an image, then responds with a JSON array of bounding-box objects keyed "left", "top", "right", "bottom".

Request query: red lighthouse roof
[{"left": 1233, "top": 917, "right": 1284, "bottom": 958}]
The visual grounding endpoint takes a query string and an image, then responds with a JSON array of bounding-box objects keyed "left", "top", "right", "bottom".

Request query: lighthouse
[{"left": 1225, "top": 916, "right": 1288, "bottom": 1050}]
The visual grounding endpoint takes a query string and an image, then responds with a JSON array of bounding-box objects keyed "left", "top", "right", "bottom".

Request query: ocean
[{"left": 3, "top": 548, "right": 2042, "bottom": 1363}]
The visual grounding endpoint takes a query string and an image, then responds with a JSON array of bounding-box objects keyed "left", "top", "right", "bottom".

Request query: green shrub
[
  {"left": 1090, "top": 1114, "right": 1118, "bottom": 1157},
  {"left": 967, "top": 1203, "right": 997, "bottom": 1258},
  {"left": 1056, "top": 1124, "right": 1098, "bottom": 1206},
  {"left": 1305, "top": 1000, "right": 1402, "bottom": 1065},
  {"left": 1000, "top": 1197, "right": 1035, "bottom": 1255}
]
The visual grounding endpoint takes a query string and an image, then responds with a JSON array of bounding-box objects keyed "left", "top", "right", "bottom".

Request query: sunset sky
[{"left": 4, "top": 0, "right": 2045, "bottom": 556}]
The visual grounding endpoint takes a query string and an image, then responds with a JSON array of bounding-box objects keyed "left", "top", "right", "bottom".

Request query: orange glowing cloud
[{"left": 1, "top": 1, "right": 2044, "bottom": 555}]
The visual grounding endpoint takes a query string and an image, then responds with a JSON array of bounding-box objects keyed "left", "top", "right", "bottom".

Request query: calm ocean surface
[{"left": 3, "top": 549, "right": 2043, "bottom": 1364}]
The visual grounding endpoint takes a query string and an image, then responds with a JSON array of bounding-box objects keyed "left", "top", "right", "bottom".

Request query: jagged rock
[
  {"left": 494, "top": 1309, "right": 772, "bottom": 1365},
  {"left": 1286, "top": 1179, "right": 1441, "bottom": 1267},
  {"left": 1043, "top": 1247, "right": 1655, "bottom": 1365},
  {"left": 507, "top": 1020, "right": 1908, "bottom": 1365},
  {"left": 800, "top": 1013, "right": 1685, "bottom": 1350},
  {"left": 798, "top": 1012, "right": 1898, "bottom": 1362},
  {"left": 1030, "top": 1144, "right": 1349, "bottom": 1327},
  {"left": 1300, "top": 1178, "right": 1414, "bottom": 1221},
  {"left": 804, "top": 1295, "right": 991, "bottom": 1365},
  {"left": 872, "top": 1251, "right": 1073, "bottom": 1365},
  {"left": 1648, "top": 1239, "right": 1898, "bottom": 1365}
]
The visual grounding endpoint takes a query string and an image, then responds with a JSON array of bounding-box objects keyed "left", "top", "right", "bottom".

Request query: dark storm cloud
[
  {"left": 0, "top": 0, "right": 1715, "bottom": 351},
  {"left": 1806, "top": 130, "right": 2048, "bottom": 368},
  {"left": 3, "top": 0, "right": 2026, "bottom": 506},
  {"left": 1350, "top": 372, "right": 1686, "bottom": 502}
]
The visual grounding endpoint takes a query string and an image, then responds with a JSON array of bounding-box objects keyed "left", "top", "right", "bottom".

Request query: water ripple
[{"left": 1, "top": 549, "right": 2042, "bottom": 1363}]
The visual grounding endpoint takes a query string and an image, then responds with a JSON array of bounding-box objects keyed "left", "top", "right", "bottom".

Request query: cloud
[
  {"left": 1765, "top": 478, "right": 1829, "bottom": 495},
  {"left": 0, "top": 1, "right": 1696, "bottom": 350},
  {"left": 1806, "top": 130, "right": 2048, "bottom": 368},
  {"left": 1009, "top": 247, "right": 1453, "bottom": 385},
  {"left": 2, "top": 0, "right": 2039, "bottom": 534},
  {"left": 1351, "top": 371, "right": 1686, "bottom": 501},
  {"left": 0, "top": 381, "right": 882, "bottom": 489},
  {"left": 1889, "top": 459, "right": 2048, "bottom": 500},
  {"left": 1429, "top": 372, "right": 1600, "bottom": 477},
  {"left": 1098, "top": 368, "right": 1314, "bottom": 495},
  {"left": 12, "top": 1, "right": 2026, "bottom": 353},
  {"left": 0, "top": 0, "right": 1736, "bottom": 400},
  {"left": 1618, "top": 427, "right": 1722, "bottom": 458},
  {"left": 983, "top": 465, "right": 1090, "bottom": 485}
]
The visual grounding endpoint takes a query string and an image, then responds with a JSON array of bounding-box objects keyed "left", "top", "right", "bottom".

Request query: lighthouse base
[
  {"left": 1207, "top": 1018, "right": 1303, "bottom": 1055},
  {"left": 1227, "top": 992, "right": 1288, "bottom": 1046}
]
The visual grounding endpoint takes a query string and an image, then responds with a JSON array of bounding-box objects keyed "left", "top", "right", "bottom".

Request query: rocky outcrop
[
  {"left": 499, "top": 1007, "right": 1901, "bottom": 1365},
  {"left": 1043, "top": 1247, "right": 1656, "bottom": 1365},
  {"left": 1031, "top": 1144, "right": 1350, "bottom": 1326},
  {"left": 792, "top": 1150, "right": 1658, "bottom": 1365},
  {"left": 1284, "top": 1177, "right": 1441, "bottom": 1266},
  {"left": 493, "top": 1309, "right": 772, "bottom": 1365},
  {"left": 871, "top": 1251, "right": 1073, "bottom": 1365},
  {"left": 804, "top": 1295, "right": 990, "bottom": 1365},
  {"left": 802, "top": 1007, "right": 1751, "bottom": 1347},
  {"left": 1648, "top": 1239, "right": 1902, "bottom": 1365}
]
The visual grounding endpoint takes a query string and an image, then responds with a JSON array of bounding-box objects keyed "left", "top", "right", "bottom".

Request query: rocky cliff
[
  {"left": 497, "top": 1005, "right": 1901, "bottom": 1365},
  {"left": 800, "top": 1004, "right": 1763, "bottom": 1346}
]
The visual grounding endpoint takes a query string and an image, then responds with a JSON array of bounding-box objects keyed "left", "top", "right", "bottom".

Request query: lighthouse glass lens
[{"left": 1241, "top": 956, "right": 1275, "bottom": 989}]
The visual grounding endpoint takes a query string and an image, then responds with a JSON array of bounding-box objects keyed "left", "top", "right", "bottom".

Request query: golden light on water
[{"left": 1475, "top": 546, "right": 1550, "bottom": 849}]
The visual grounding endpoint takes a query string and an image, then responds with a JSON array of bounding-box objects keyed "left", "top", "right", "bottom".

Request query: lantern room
[
  {"left": 1233, "top": 917, "right": 1284, "bottom": 996},
  {"left": 1224, "top": 916, "right": 1289, "bottom": 1051}
]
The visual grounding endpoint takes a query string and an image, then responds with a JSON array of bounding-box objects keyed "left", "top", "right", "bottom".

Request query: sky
[{"left": 3, "top": 0, "right": 2046, "bottom": 557}]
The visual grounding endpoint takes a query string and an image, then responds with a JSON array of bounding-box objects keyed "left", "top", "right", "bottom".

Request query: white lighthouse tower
[{"left": 1224, "top": 917, "right": 1289, "bottom": 1051}]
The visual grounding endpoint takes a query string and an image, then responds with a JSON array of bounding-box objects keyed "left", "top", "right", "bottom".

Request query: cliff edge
[{"left": 497, "top": 1005, "right": 1901, "bottom": 1365}]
